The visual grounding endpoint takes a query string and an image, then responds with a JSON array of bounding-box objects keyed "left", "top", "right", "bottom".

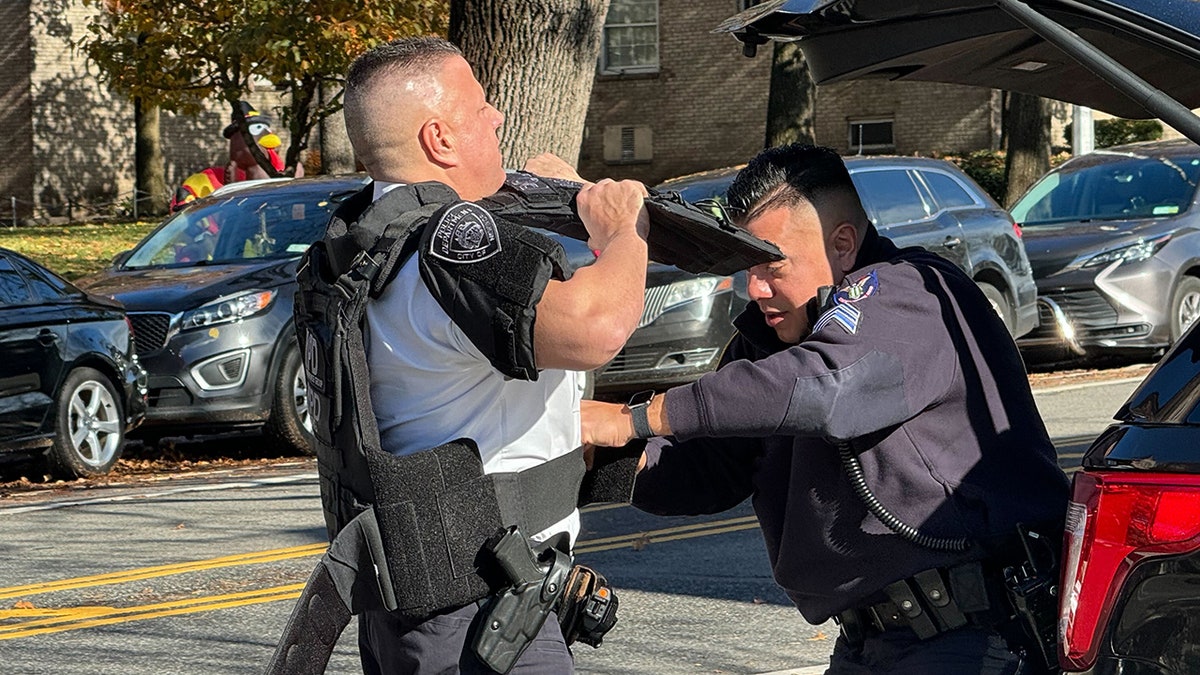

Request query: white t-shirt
[{"left": 364, "top": 181, "right": 584, "bottom": 544}]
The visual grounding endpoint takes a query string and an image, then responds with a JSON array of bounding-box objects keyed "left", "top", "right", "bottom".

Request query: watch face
[{"left": 627, "top": 389, "right": 655, "bottom": 408}]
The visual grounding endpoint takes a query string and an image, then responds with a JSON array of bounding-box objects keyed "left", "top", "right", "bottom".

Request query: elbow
[{"left": 575, "top": 321, "right": 635, "bottom": 370}]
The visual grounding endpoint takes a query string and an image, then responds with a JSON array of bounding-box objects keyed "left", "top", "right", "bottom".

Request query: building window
[
  {"left": 602, "top": 125, "right": 653, "bottom": 164},
  {"left": 848, "top": 118, "right": 895, "bottom": 155},
  {"left": 601, "top": 0, "right": 659, "bottom": 74}
]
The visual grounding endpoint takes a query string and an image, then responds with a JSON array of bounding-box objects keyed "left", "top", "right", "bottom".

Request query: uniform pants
[
  {"left": 358, "top": 603, "right": 574, "bottom": 675},
  {"left": 825, "top": 625, "right": 1032, "bottom": 675}
]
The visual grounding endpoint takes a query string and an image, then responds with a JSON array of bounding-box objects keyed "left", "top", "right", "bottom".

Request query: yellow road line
[
  {"left": 0, "top": 543, "right": 327, "bottom": 600},
  {"left": 0, "top": 516, "right": 762, "bottom": 640},
  {"left": 0, "top": 585, "right": 305, "bottom": 640}
]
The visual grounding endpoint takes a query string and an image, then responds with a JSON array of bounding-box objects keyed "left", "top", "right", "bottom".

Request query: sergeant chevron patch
[
  {"left": 813, "top": 302, "right": 862, "bottom": 335},
  {"left": 429, "top": 202, "right": 502, "bottom": 263}
]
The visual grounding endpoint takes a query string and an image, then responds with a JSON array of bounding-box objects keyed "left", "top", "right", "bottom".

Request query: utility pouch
[
  {"left": 1001, "top": 524, "right": 1062, "bottom": 673},
  {"left": 470, "top": 527, "right": 572, "bottom": 674},
  {"left": 555, "top": 564, "right": 619, "bottom": 647}
]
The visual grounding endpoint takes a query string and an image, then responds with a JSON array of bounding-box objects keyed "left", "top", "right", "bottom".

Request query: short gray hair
[{"left": 343, "top": 37, "right": 463, "bottom": 158}]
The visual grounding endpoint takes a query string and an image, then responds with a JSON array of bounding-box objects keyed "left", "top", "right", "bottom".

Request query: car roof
[
  {"left": 188, "top": 174, "right": 369, "bottom": 205},
  {"left": 656, "top": 155, "right": 965, "bottom": 190}
]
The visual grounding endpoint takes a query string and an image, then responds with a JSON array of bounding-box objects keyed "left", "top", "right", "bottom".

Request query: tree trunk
[
  {"left": 451, "top": 0, "right": 610, "bottom": 167},
  {"left": 764, "top": 41, "right": 816, "bottom": 149},
  {"left": 134, "top": 98, "right": 168, "bottom": 217},
  {"left": 1003, "top": 91, "right": 1051, "bottom": 207}
]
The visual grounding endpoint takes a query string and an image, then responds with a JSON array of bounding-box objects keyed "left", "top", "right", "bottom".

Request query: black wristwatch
[{"left": 627, "top": 390, "right": 655, "bottom": 439}]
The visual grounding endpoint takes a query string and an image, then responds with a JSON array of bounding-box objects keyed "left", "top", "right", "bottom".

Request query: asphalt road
[{"left": 0, "top": 373, "right": 1144, "bottom": 675}]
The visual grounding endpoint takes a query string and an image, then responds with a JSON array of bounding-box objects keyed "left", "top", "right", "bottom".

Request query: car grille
[
  {"left": 1026, "top": 290, "right": 1118, "bottom": 339},
  {"left": 603, "top": 351, "right": 661, "bottom": 373},
  {"left": 128, "top": 312, "right": 173, "bottom": 356},
  {"left": 639, "top": 285, "right": 672, "bottom": 328}
]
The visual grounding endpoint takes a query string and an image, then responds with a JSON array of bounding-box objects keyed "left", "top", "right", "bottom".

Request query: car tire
[
  {"left": 977, "top": 282, "right": 1013, "bottom": 335},
  {"left": 1170, "top": 275, "right": 1200, "bottom": 343},
  {"left": 265, "top": 339, "right": 317, "bottom": 456},
  {"left": 48, "top": 367, "right": 125, "bottom": 478}
]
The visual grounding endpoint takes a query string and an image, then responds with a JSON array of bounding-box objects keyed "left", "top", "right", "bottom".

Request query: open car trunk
[{"left": 717, "top": 0, "right": 1200, "bottom": 142}]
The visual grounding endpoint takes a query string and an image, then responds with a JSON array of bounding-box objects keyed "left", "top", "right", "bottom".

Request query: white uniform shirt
[{"left": 364, "top": 181, "right": 584, "bottom": 544}]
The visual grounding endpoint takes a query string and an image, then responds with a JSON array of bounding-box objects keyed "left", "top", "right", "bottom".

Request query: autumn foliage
[{"left": 80, "top": 0, "right": 448, "bottom": 175}]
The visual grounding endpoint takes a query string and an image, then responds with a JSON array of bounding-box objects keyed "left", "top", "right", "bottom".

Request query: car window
[
  {"left": 0, "top": 256, "right": 34, "bottom": 306},
  {"left": 124, "top": 183, "right": 357, "bottom": 268},
  {"left": 1012, "top": 154, "right": 1200, "bottom": 226},
  {"left": 11, "top": 256, "right": 72, "bottom": 301},
  {"left": 921, "top": 171, "right": 978, "bottom": 209},
  {"left": 851, "top": 170, "right": 932, "bottom": 225}
]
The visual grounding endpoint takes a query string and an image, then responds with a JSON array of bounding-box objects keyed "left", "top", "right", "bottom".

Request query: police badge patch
[{"left": 429, "top": 202, "right": 502, "bottom": 263}]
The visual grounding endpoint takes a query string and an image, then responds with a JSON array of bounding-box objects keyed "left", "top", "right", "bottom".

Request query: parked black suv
[{"left": 0, "top": 247, "right": 146, "bottom": 477}]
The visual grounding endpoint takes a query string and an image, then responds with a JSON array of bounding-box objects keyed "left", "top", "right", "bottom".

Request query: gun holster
[
  {"left": 1000, "top": 524, "right": 1063, "bottom": 673},
  {"left": 470, "top": 527, "right": 573, "bottom": 674}
]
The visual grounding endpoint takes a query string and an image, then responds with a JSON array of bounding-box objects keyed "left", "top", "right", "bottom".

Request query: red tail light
[
  {"left": 1012, "top": 221, "right": 1024, "bottom": 239},
  {"left": 1060, "top": 472, "right": 1200, "bottom": 670}
]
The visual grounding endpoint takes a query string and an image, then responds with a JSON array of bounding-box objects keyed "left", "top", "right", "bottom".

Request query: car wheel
[
  {"left": 977, "top": 282, "right": 1013, "bottom": 334},
  {"left": 48, "top": 367, "right": 125, "bottom": 478},
  {"left": 265, "top": 339, "right": 316, "bottom": 455},
  {"left": 1170, "top": 276, "right": 1200, "bottom": 343}
]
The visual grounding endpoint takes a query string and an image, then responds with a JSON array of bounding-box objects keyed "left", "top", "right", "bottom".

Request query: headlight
[
  {"left": 661, "top": 276, "right": 732, "bottom": 311},
  {"left": 1082, "top": 235, "right": 1171, "bottom": 268},
  {"left": 180, "top": 290, "right": 276, "bottom": 330}
]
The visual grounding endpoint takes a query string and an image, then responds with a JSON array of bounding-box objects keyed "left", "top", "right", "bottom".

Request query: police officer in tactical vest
[{"left": 271, "top": 37, "right": 652, "bottom": 675}]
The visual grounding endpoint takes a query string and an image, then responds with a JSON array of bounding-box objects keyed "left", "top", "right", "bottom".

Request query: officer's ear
[
  {"left": 419, "top": 117, "right": 457, "bottom": 168},
  {"left": 829, "top": 221, "right": 858, "bottom": 273}
]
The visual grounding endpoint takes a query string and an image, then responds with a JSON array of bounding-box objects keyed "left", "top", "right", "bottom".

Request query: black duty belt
[{"left": 835, "top": 561, "right": 1004, "bottom": 646}]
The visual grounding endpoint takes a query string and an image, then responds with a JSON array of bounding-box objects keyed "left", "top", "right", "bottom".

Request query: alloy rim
[
  {"left": 1180, "top": 290, "right": 1200, "bottom": 335},
  {"left": 69, "top": 381, "right": 120, "bottom": 468},
  {"left": 292, "top": 366, "right": 313, "bottom": 434}
]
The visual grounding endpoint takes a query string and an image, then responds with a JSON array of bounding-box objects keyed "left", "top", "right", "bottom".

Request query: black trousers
[
  {"left": 358, "top": 603, "right": 574, "bottom": 675},
  {"left": 825, "top": 625, "right": 1031, "bottom": 675}
]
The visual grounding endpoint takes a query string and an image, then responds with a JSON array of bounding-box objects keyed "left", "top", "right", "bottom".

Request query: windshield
[
  {"left": 1011, "top": 153, "right": 1200, "bottom": 227},
  {"left": 124, "top": 183, "right": 356, "bottom": 268}
]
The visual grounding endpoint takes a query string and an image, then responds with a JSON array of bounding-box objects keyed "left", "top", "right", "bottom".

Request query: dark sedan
[
  {"left": 1011, "top": 139, "right": 1200, "bottom": 360},
  {"left": 77, "top": 176, "right": 367, "bottom": 454},
  {"left": 0, "top": 247, "right": 146, "bottom": 477}
]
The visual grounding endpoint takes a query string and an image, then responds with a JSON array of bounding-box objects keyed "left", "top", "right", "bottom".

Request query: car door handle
[
  {"left": 943, "top": 237, "right": 962, "bottom": 248},
  {"left": 37, "top": 330, "right": 59, "bottom": 346}
]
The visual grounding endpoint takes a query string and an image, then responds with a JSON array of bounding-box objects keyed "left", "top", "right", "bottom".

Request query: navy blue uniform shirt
[{"left": 633, "top": 228, "right": 1070, "bottom": 624}]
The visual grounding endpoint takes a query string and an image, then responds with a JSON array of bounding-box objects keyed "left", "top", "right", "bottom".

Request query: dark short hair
[
  {"left": 727, "top": 144, "right": 860, "bottom": 223},
  {"left": 345, "top": 36, "right": 462, "bottom": 93}
]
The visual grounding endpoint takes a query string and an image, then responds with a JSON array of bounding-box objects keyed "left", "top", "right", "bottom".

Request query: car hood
[
  {"left": 717, "top": 0, "right": 1200, "bottom": 120},
  {"left": 1019, "top": 218, "right": 1177, "bottom": 277},
  {"left": 77, "top": 259, "right": 299, "bottom": 312}
]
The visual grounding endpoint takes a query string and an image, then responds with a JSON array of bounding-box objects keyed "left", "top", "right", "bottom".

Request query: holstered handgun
[{"left": 470, "top": 526, "right": 572, "bottom": 674}]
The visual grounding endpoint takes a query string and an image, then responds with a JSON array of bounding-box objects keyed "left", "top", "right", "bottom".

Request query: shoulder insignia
[
  {"left": 428, "top": 202, "right": 502, "bottom": 263},
  {"left": 833, "top": 269, "right": 879, "bottom": 305},
  {"left": 812, "top": 302, "right": 862, "bottom": 335}
]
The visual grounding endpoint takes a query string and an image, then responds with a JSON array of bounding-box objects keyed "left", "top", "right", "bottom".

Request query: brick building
[
  {"left": 0, "top": 1, "right": 296, "bottom": 224},
  {"left": 579, "top": 0, "right": 1004, "bottom": 185}
]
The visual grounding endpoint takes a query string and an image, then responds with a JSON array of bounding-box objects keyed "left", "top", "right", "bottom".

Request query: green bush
[
  {"left": 946, "top": 150, "right": 1008, "bottom": 203},
  {"left": 1063, "top": 118, "right": 1163, "bottom": 148}
]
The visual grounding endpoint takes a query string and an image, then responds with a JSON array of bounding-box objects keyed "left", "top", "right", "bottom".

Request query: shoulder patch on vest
[{"left": 428, "top": 202, "right": 502, "bottom": 263}]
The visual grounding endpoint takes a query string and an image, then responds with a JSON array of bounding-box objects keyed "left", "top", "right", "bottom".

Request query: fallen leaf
[
  {"left": 810, "top": 631, "right": 828, "bottom": 641},
  {"left": 630, "top": 533, "right": 651, "bottom": 551},
  {"left": 14, "top": 600, "right": 35, "bottom": 609},
  {"left": 174, "top": 523, "right": 186, "bottom": 530}
]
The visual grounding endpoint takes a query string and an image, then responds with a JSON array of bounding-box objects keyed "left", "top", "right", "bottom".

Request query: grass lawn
[{"left": 0, "top": 221, "right": 158, "bottom": 281}]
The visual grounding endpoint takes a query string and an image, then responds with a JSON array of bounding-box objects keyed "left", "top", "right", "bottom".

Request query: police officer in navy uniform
[
  {"left": 582, "top": 144, "right": 1069, "bottom": 674},
  {"left": 339, "top": 37, "right": 651, "bottom": 674}
]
